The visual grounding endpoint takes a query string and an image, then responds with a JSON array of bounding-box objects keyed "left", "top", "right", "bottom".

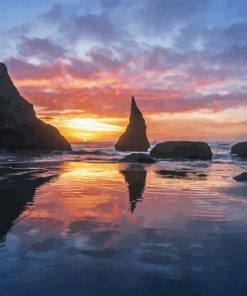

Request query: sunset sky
[{"left": 1, "top": 0, "right": 247, "bottom": 142}]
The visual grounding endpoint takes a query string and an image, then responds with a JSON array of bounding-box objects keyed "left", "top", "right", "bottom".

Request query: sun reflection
[{"left": 61, "top": 162, "right": 120, "bottom": 179}]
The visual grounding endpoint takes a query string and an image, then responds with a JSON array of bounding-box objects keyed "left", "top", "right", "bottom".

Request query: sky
[{"left": 1, "top": 0, "right": 247, "bottom": 142}]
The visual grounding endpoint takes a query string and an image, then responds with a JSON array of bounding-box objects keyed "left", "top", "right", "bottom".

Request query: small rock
[
  {"left": 234, "top": 172, "right": 247, "bottom": 182},
  {"left": 120, "top": 153, "right": 155, "bottom": 163}
]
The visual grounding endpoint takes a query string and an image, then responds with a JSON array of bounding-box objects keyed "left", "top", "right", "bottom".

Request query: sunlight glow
[
  {"left": 64, "top": 118, "right": 122, "bottom": 132},
  {"left": 53, "top": 117, "right": 124, "bottom": 140}
]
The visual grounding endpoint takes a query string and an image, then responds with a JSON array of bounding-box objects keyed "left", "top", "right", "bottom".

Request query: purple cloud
[{"left": 19, "top": 37, "right": 66, "bottom": 61}]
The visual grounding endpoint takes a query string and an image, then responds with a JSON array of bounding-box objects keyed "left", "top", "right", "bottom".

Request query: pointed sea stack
[
  {"left": 0, "top": 63, "right": 71, "bottom": 152},
  {"left": 115, "top": 97, "right": 150, "bottom": 151}
]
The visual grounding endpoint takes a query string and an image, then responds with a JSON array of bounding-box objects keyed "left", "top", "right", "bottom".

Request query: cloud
[
  {"left": 41, "top": 3, "right": 63, "bottom": 22},
  {"left": 72, "top": 13, "right": 117, "bottom": 41},
  {"left": 144, "top": 46, "right": 188, "bottom": 71},
  {"left": 17, "top": 77, "right": 247, "bottom": 116},
  {"left": 100, "top": 0, "right": 121, "bottom": 9},
  {"left": 135, "top": 0, "right": 214, "bottom": 34},
  {"left": 2, "top": 0, "right": 247, "bottom": 140},
  {"left": 19, "top": 37, "right": 66, "bottom": 61},
  {"left": 66, "top": 58, "right": 99, "bottom": 79},
  {"left": 88, "top": 47, "right": 122, "bottom": 70},
  {"left": 216, "top": 45, "right": 247, "bottom": 65},
  {"left": 7, "top": 58, "right": 64, "bottom": 79}
]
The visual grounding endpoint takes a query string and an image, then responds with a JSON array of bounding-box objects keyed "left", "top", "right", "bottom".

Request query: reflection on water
[
  {"left": 156, "top": 169, "right": 207, "bottom": 180},
  {"left": 120, "top": 164, "right": 146, "bottom": 212},
  {"left": 0, "top": 168, "right": 57, "bottom": 243},
  {"left": 0, "top": 156, "right": 247, "bottom": 295}
]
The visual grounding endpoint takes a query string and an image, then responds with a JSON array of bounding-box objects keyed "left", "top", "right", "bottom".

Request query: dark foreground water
[{"left": 0, "top": 142, "right": 247, "bottom": 296}]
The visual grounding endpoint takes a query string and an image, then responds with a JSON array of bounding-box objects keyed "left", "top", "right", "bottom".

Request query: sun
[
  {"left": 64, "top": 118, "right": 122, "bottom": 132},
  {"left": 53, "top": 117, "right": 124, "bottom": 141},
  {"left": 40, "top": 114, "right": 126, "bottom": 141}
]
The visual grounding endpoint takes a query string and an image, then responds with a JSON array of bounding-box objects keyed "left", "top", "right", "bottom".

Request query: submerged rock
[
  {"left": 0, "top": 63, "right": 71, "bottom": 152},
  {"left": 115, "top": 96, "right": 150, "bottom": 152},
  {"left": 231, "top": 142, "right": 247, "bottom": 158},
  {"left": 234, "top": 172, "right": 247, "bottom": 182},
  {"left": 150, "top": 141, "right": 213, "bottom": 160},
  {"left": 120, "top": 153, "right": 155, "bottom": 163}
]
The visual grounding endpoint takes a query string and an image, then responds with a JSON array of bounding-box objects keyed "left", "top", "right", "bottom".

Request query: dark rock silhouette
[
  {"left": 120, "top": 153, "right": 155, "bottom": 163},
  {"left": 234, "top": 172, "right": 247, "bottom": 182},
  {"left": 150, "top": 141, "right": 213, "bottom": 160},
  {"left": 231, "top": 142, "right": 247, "bottom": 158},
  {"left": 115, "top": 96, "right": 150, "bottom": 152},
  {"left": 0, "top": 63, "right": 71, "bottom": 152},
  {"left": 120, "top": 165, "right": 147, "bottom": 212},
  {"left": 0, "top": 168, "right": 57, "bottom": 242}
]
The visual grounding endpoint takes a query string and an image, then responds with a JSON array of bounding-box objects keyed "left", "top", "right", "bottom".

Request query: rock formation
[
  {"left": 115, "top": 96, "right": 150, "bottom": 152},
  {"left": 234, "top": 172, "right": 247, "bottom": 182},
  {"left": 150, "top": 141, "right": 213, "bottom": 160},
  {"left": 120, "top": 153, "right": 155, "bottom": 163},
  {"left": 231, "top": 142, "right": 247, "bottom": 158},
  {"left": 0, "top": 63, "right": 71, "bottom": 152}
]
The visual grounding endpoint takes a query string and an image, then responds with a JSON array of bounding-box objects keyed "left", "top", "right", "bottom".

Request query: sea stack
[
  {"left": 150, "top": 141, "right": 213, "bottom": 160},
  {"left": 115, "top": 96, "right": 150, "bottom": 151},
  {"left": 231, "top": 142, "right": 247, "bottom": 158},
  {"left": 0, "top": 63, "right": 71, "bottom": 152}
]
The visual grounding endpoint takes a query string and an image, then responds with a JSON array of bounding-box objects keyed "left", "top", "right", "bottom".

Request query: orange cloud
[{"left": 5, "top": 58, "right": 247, "bottom": 142}]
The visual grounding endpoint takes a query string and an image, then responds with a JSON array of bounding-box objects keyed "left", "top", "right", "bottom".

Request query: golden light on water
[{"left": 61, "top": 162, "right": 120, "bottom": 179}]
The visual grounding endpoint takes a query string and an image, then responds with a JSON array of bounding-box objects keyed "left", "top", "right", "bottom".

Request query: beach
[{"left": 0, "top": 142, "right": 247, "bottom": 295}]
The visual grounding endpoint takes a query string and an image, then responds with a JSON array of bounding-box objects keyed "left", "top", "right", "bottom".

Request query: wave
[
  {"left": 51, "top": 149, "right": 121, "bottom": 157},
  {"left": 83, "top": 157, "right": 119, "bottom": 162},
  {"left": 72, "top": 149, "right": 120, "bottom": 156},
  {"left": 0, "top": 142, "right": 240, "bottom": 166}
]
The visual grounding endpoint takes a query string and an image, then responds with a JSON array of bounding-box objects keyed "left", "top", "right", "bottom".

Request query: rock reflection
[
  {"left": 120, "top": 164, "right": 147, "bottom": 212},
  {"left": 0, "top": 168, "right": 58, "bottom": 242},
  {"left": 156, "top": 169, "right": 207, "bottom": 180}
]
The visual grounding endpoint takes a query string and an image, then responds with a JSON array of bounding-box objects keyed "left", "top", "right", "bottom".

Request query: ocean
[{"left": 0, "top": 142, "right": 247, "bottom": 296}]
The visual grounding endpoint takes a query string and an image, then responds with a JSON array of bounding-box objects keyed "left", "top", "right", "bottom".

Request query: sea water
[{"left": 0, "top": 142, "right": 246, "bottom": 296}]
